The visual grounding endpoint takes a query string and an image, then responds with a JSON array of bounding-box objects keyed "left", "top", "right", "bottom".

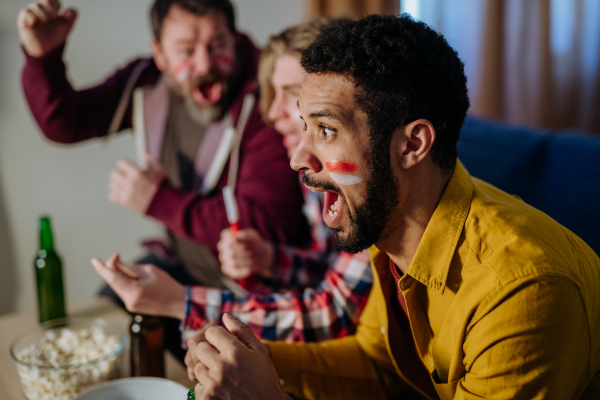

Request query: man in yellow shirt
[{"left": 184, "top": 15, "right": 600, "bottom": 399}]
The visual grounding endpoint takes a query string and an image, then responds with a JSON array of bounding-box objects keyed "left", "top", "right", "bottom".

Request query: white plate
[{"left": 72, "top": 377, "right": 189, "bottom": 400}]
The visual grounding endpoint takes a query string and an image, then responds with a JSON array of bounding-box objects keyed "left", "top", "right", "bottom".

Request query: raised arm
[{"left": 19, "top": 0, "right": 156, "bottom": 143}]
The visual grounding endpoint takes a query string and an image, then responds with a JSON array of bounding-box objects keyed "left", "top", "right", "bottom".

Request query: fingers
[
  {"left": 104, "top": 252, "right": 120, "bottom": 270},
  {"left": 91, "top": 257, "right": 123, "bottom": 287},
  {"left": 61, "top": 7, "right": 77, "bottom": 23},
  {"left": 91, "top": 256, "right": 135, "bottom": 293},
  {"left": 204, "top": 324, "right": 244, "bottom": 355},
  {"left": 222, "top": 313, "right": 263, "bottom": 351},
  {"left": 185, "top": 324, "right": 211, "bottom": 368},
  {"left": 26, "top": 2, "right": 52, "bottom": 24},
  {"left": 195, "top": 340, "right": 221, "bottom": 371},
  {"left": 185, "top": 350, "right": 198, "bottom": 382},
  {"left": 113, "top": 258, "right": 141, "bottom": 279},
  {"left": 47, "top": 0, "right": 61, "bottom": 13},
  {"left": 17, "top": 8, "right": 38, "bottom": 29},
  {"left": 37, "top": 0, "right": 58, "bottom": 19},
  {"left": 144, "top": 151, "right": 163, "bottom": 172},
  {"left": 236, "top": 228, "right": 261, "bottom": 242},
  {"left": 116, "top": 158, "right": 140, "bottom": 176}
]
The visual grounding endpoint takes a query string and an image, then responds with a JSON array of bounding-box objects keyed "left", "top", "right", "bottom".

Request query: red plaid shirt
[{"left": 180, "top": 189, "right": 373, "bottom": 344}]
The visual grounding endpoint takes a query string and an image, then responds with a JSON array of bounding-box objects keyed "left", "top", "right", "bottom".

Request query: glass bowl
[{"left": 10, "top": 317, "right": 127, "bottom": 400}]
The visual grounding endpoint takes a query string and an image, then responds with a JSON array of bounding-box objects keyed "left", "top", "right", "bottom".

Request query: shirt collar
[{"left": 371, "top": 160, "right": 473, "bottom": 294}]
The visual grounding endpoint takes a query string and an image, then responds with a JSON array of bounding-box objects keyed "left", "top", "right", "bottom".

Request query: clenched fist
[
  {"left": 187, "top": 314, "right": 290, "bottom": 400},
  {"left": 17, "top": 0, "right": 78, "bottom": 58},
  {"left": 108, "top": 153, "right": 166, "bottom": 215},
  {"left": 217, "top": 228, "right": 275, "bottom": 280}
]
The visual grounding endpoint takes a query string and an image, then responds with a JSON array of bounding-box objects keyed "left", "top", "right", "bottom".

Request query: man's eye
[
  {"left": 180, "top": 49, "right": 192, "bottom": 56},
  {"left": 321, "top": 126, "right": 334, "bottom": 138}
]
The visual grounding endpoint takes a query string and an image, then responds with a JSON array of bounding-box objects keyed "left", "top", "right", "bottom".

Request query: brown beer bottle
[{"left": 130, "top": 314, "right": 165, "bottom": 377}]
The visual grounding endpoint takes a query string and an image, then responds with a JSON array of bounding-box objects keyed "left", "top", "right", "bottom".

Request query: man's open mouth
[
  {"left": 195, "top": 81, "right": 223, "bottom": 104},
  {"left": 323, "top": 191, "right": 342, "bottom": 226}
]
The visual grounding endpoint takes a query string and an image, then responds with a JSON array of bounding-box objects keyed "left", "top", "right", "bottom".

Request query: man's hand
[
  {"left": 184, "top": 324, "right": 217, "bottom": 382},
  {"left": 91, "top": 253, "right": 185, "bottom": 320},
  {"left": 108, "top": 153, "right": 166, "bottom": 214},
  {"left": 17, "top": 0, "right": 78, "bottom": 58},
  {"left": 191, "top": 314, "right": 290, "bottom": 400},
  {"left": 217, "top": 228, "right": 274, "bottom": 280}
]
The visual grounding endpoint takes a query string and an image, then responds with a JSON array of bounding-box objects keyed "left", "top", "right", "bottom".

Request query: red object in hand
[{"left": 230, "top": 221, "right": 240, "bottom": 236}]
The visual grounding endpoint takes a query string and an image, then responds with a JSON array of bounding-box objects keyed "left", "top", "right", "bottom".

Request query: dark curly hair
[
  {"left": 300, "top": 14, "right": 470, "bottom": 172},
  {"left": 150, "top": 0, "right": 236, "bottom": 41}
]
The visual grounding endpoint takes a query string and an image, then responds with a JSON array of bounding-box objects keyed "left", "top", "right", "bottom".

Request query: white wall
[{"left": 0, "top": 0, "right": 307, "bottom": 315}]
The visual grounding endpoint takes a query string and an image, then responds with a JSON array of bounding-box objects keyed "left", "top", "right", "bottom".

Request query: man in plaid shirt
[
  {"left": 183, "top": 187, "right": 373, "bottom": 343},
  {"left": 92, "top": 18, "right": 373, "bottom": 345}
]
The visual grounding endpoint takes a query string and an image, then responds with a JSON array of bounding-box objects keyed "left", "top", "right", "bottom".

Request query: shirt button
[{"left": 381, "top": 326, "right": 386, "bottom": 335}]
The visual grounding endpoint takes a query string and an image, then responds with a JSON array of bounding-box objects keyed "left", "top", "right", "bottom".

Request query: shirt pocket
[{"left": 431, "top": 369, "right": 465, "bottom": 399}]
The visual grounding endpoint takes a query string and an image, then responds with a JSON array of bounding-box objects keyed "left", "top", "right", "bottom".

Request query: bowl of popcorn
[{"left": 10, "top": 317, "right": 127, "bottom": 400}]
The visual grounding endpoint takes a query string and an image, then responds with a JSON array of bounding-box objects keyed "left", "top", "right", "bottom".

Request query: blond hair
[{"left": 258, "top": 17, "right": 338, "bottom": 122}]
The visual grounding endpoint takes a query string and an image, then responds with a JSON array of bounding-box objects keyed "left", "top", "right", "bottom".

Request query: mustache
[
  {"left": 302, "top": 171, "right": 341, "bottom": 193},
  {"left": 190, "top": 70, "right": 226, "bottom": 86}
]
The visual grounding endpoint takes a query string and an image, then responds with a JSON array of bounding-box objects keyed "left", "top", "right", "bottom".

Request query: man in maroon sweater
[{"left": 18, "top": 0, "right": 308, "bottom": 360}]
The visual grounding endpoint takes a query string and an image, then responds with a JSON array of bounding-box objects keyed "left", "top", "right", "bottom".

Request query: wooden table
[{"left": 0, "top": 298, "right": 194, "bottom": 399}]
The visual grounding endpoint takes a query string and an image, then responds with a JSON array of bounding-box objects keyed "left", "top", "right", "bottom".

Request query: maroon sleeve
[
  {"left": 21, "top": 44, "right": 156, "bottom": 143},
  {"left": 146, "top": 104, "right": 309, "bottom": 253}
]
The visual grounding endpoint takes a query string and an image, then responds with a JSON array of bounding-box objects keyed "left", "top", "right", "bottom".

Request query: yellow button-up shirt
[{"left": 270, "top": 161, "right": 600, "bottom": 399}]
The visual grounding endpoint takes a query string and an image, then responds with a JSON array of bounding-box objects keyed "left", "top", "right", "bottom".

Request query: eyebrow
[
  {"left": 308, "top": 109, "right": 347, "bottom": 126},
  {"left": 296, "top": 101, "right": 346, "bottom": 125}
]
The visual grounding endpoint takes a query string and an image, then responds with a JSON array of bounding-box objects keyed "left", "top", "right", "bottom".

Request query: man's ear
[
  {"left": 395, "top": 119, "right": 436, "bottom": 170},
  {"left": 151, "top": 38, "right": 166, "bottom": 72}
]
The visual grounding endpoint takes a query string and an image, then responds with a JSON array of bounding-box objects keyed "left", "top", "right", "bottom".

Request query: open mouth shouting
[
  {"left": 302, "top": 172, "right": 348, "bottom": 228},
  {"left": 195, "top": 80, "right": 223, "bottom": 104},
  {"left": 323, "top": 190, "right": 343, "bottom": 226}
]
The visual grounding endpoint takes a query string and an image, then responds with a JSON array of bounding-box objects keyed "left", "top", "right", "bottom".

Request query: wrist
[{"left": 166, "top": 283, "right": 186, "bottom": 320}]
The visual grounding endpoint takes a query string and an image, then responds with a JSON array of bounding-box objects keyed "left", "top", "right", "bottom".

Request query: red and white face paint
[
  {"left": 172, "top": 61, "right": 192, "bottom": 83},
  {"left": 214, "top": 54, "right": 233, "bottom": 76},
  {"left": 326, "top": 160, "right": 363, "bottom": 185}
]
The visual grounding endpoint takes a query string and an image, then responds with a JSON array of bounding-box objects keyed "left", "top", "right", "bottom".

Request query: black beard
[{"left": 302, "top": 141, "right": 399, "bottom": 254}]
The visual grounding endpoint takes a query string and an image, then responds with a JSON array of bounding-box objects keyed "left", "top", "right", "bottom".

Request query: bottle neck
[{"left": 39, "top": 217, "right": 55, "bottom": 252}]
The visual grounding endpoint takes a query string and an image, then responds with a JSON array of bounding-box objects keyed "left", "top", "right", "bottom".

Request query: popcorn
[{"left": 15, "top": 325, "right": 122, "bottom": 400}]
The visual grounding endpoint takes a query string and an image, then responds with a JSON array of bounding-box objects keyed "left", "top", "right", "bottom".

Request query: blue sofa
[{"left": 457, "top": 117, "right": 600, "bottom": 256}]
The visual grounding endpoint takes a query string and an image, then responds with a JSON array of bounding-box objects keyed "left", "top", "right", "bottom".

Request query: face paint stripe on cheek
[
  {"left": 214, "top": 55, "right": 233, "bottom": 74},
  {"left": 326, "top": 160, "right": 358, "bottom": 173},
  {"left": 326, "top": 160, "right": 363, "bottom": 185},
  {"left": 329, "top": 173, "right": 362, "bottom": 185},
  {"left": 172, "top": 61, "right": 191, "bottom": 82}
]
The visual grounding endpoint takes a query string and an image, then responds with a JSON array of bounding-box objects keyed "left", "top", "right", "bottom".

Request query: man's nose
[
  {"left": 290, "top": 134, "right": 321, "bottom": 173},
  {"left": 268, "top": 94, "right": 285, "bottom": 123},
  {"left": 191, "top": 46, "right": 211, "bottom": 76}
]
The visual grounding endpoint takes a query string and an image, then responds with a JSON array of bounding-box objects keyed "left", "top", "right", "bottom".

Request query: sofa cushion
[{"left": 457, "top": 117, "right": 600, "bottom": 255}]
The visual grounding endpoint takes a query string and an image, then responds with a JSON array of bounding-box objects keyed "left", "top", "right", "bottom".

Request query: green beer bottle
[
  {"left": 187, "top": 389, "right": 195, "bottom": 399},
  {"left": 34, "top": 216, "right": 67, "bottom": 323}
]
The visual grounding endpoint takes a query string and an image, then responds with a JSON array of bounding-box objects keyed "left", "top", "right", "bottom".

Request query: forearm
[
  {"left": 146, "top": 176, "right": 306, "bottom": 257},
  {"left": 21, "top": 45, "right": 143, "bottom": 143},
  {"left": 269, "top": 337, "right": 404, "bottom": 400}
]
